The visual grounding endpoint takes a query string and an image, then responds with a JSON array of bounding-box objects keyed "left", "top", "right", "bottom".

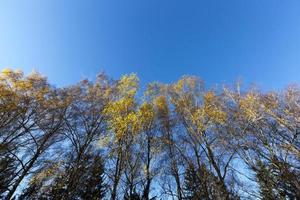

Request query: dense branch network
[{"left": 0, "top": 69, "right": 299, "bottom": 200}]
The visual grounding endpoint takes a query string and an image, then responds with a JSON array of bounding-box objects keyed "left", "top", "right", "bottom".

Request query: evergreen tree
[
  {"left": 78, "top": 154, "right": 106, "bottom": 200},
  {"left": 256, "top": 158, "right": 300, "bottom": 200},
  {"left": 0, "top": 155, "right": 16, "bottom": 198},
  {"left": 183, "top": 163, "right": 211, "bottom": 200},
  {"left": 256, "top": 161, "right": 277, "bottom": 200},
  {"left": 183, "top": 163, "right": 234, "bottom": 200}
]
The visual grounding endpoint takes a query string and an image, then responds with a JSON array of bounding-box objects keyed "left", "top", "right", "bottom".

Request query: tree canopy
[{"left": 0, "top": 69, "right": 299, "bottom": 200}]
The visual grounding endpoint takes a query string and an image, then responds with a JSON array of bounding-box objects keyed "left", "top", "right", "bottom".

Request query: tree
[
  {"left": 137, "top": 101, "right": 159, "bottom": 200},
  {"left": 78, "top": 154, "right": 106, "bottom": 200},
  {"left": 255, "top": 160, "right": 277, "bottom": 200},
  {"left": 1, "top": 69, "right": 299, "bottom": 200},
  {"left": 60, "top": 75, "right": 111, "bottom": 199},
  {"left": 0, "top": 69, "right": 67, "bottom": 199},
  {"left": 166, "top": 77, "right": 235, "bottom": 199},
  {"left": 102, "top": 74, "right": 141, "bottom": 200},
  {"left": 223, "top": 84, "right": 300, "bottom": 199},
  {"left": 0, "top": 155, "right": 16, "bottom": 198}
]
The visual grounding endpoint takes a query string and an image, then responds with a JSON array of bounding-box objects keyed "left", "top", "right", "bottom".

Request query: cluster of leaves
[{"left": 0, "top": 69, "right": 299, "bottom": 200}]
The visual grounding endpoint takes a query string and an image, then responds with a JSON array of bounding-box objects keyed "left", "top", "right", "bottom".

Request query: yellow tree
[
  {"left": 167, "top": 76, "right": 233, "bottom": 199},
  {"left": 0, "top": 69, "right": 68, "bottom": 199},
  {"left": 51, "top": 73, "right": 112, "bottom": 199},
  {"left": 224, "top": 85, "right": 300, "bottom": 199},
  {"left": 137, "top": 85, "right": 166, "bottom": 200},
  {"left": 103, "top": 74, "right": 140, "bottom": 200},
  {"left": 144, "top": 81, "right": 186, "bottom": 200}
]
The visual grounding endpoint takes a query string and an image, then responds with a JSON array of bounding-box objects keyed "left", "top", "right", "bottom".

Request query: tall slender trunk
[
  {"left": 165, "top": 124, "right": 182, "bottom": 200},
  {"left": 204, "top": 138, "right": 229, "bottom": 200},
  {"left": 111, "top": 149, "right": 122, "bottom": 200},
  {"left": 5, "top": 150, "right": 41, "bottom": 200},
  {"left": 172, "top": 161, "right": 183, "bottom": 200},
  {"left": 143, "top": 135, "right": 152, "bottom": 200},
  {"left": 167, "top": 139, "right": 182, "bottom": 200},
  {"left": 5, "top": 125, "right": 60, "bottom": 200}
]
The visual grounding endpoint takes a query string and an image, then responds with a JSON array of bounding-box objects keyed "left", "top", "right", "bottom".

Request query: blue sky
[{"left": 0, "top": 0, "right": 299, "bottom": 90}]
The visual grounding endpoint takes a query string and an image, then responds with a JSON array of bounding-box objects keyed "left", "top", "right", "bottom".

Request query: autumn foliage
[{"left": 0, "top": 69, "right": 299, "bottom": 200}]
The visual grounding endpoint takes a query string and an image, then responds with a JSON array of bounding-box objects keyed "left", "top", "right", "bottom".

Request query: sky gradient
[{"left": 0, "top": 0, "right": 300, "bottom": 90}]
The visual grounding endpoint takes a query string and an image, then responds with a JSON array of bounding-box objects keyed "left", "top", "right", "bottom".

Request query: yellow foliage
[
  {"left": 105, "top": 74, "right": 140, "bottom": 142},
  {"left": 187, "top": 92, "right": 227, "bottom": 132},
  {"left": 172, "top": 76, "right": 200, "bottom": 94},
  {"left": 191, "top": 108, "right": 205, "bottom": 131},
  {"left": 117, "top": 74, "right": 139, "bottom": 97},
  {"left": 239, "top": 92, "right": 261, "bottom": 122},
  {"left": 154, "top": 95, "right": 169, "bottom": 118},
  {"left": 203, "top": 91, "right": 227, "bottom": 124},
  {"left": 145, "top": 82, "right": 166, "bottom": 98},
  {"left": 138, "top": 102, "right": 155, "bottom": 129}
]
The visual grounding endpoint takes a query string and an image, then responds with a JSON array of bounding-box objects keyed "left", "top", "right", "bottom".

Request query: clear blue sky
[{"left": 0, "top": 0, "right": 299, "bottom": 89}]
